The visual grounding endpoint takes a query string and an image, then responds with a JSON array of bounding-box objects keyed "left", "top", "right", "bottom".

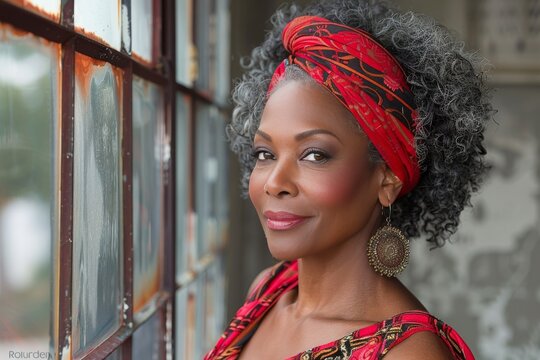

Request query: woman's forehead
[{"left": 260, "top": 80, "right": 362, "bottom": 135}]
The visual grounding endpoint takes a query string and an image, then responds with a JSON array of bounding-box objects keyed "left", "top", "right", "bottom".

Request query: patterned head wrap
[{"left": 268, "top": 16, "right": 421, "bottom": 197}]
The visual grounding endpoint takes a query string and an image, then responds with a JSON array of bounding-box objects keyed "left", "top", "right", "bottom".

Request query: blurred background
[{"left": 0, "top": 0, "right": 539, "bottom": 359}]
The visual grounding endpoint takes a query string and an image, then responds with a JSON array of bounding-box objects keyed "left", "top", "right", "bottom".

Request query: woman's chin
[{"left": 266, "top": 240, "right": 302, "bottom": 261}]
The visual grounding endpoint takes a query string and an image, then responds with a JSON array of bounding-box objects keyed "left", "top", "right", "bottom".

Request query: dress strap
[
  {"left": 203, "top": 260, "right": 298, "bottom": 360},
  {"left": 378, "top": 311, "right": 475, "bottom": 359}
]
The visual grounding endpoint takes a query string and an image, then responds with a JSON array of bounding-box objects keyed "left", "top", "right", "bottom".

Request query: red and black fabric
[
  {"left": 204, "top": 259, "right": 475, "bottom": 360},
  {"left": 268, "top": 16, "right": 421, "bottom": 197}
]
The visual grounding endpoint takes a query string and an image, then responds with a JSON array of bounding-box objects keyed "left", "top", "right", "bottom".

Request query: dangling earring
[{"left": 367, "top": 202, "right": 410, "bottom": 277}]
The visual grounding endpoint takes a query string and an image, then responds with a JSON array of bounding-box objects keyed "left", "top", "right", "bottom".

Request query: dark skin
[{"left": 238, "top": 80, "right": 454, "bottom": 359}]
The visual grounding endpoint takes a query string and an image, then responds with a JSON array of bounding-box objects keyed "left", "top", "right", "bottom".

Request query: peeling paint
[
  {"left": 71, "top": 52, "right": 123, "bottom": 355},
  {"left": 7, "top": 0, "right": 61, "bottom": 22},
  {"left": 60, "top": 334, "right": 71, "bottom": 360},
  {"left": 121, "top": 3, "right": 131, "bottom": 53},
  {"left": 73, "top": 0, "right": 122, "bottom": 50},
  {"left": 132, "top": 76, "right": 165, "bottom": 314}
]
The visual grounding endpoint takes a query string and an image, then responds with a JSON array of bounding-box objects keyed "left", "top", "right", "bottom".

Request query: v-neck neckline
[{"left": 240, "top": 260, "right": 432, "bottom": 359}]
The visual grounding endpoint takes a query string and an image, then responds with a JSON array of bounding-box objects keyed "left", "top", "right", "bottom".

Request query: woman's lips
[{"left": 263, "top": 211, "right": 310, "bottom": 231}]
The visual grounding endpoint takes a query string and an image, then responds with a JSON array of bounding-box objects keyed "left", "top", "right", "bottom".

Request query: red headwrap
[{"left": 268, "top": 16, "right": 421, "bottom": 197}]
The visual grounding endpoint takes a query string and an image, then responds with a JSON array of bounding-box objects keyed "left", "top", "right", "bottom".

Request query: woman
[{"left": 206, "top": 0, "right": 493, "bottom": 358}]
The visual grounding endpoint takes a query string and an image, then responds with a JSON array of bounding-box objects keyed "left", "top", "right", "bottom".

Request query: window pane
[
  {"left": 195, "top": 104, "right": 219, "bottom": 259},
  {"left": 194, "top": 275, "right": 206, "bottom": 359},
  {"left": 132, "top": 76, "right": 165, "bottom": 317},
  {"left": 74, "top": 0, "right": 121, "bottom": 50},
  {"left": 72, "top": 53, "right": 123, "bottom": 355},
  {"left": 176, "top": 94, "right": 190, "bottom": 278},
  {"left": 205, "top": 258, "right": 226, "bottom": 351},
  {"left": 175, "top": 286, "right": 188, "bottom": 360},
  {"left": 195, "top": 0, "right": 216, "bottom": 93},
  {"left": 215, "top": 0, "right": 230, "bottom": 102},
  {"left": 0, "top": 24, "right": 59, "bottom": 358},
  {"left": 105, "top": 347, "right": 122, "bottom": 360},
  {"left": 175, "top": 0, "right": 193, "bottom": 86},
  {"left": 177, "top": 281, "right": 197, "bottom": 359},
  {"left": 6, "top": 0, "right": 61, "bottom": 22},
  {"left": 215, "top": 112, "right": 229, "bottom": 247},
  {"left": 131, "top": 0, "right": 154, "bottom": 63},
  {"left": 132, "top": 312, "right": 163, "bottom": 360}
]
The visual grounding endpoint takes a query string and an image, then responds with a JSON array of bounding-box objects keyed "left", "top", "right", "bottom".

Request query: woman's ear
[{"left": 376, "top": 164, "right": 403, "bottom": 206}]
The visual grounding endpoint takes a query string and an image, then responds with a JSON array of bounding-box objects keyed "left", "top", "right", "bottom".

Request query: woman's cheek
[
  {"left": 248, "top": 169, "right": 264, "bottom": 209},
  {"left": 303, "top": 166, "right": 370, "bottom": 207}
]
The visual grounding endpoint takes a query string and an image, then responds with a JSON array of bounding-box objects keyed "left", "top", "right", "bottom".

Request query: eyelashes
[{"left": 251, "top": 147, "right": 332, "bottom": 164}]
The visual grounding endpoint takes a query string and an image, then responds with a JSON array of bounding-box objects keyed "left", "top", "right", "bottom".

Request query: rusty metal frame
[
  {"left": 162, "top": 0, "right": 177, "bottom": 357},
  {"left": 0, "top": 0, "right": 229, "bottom": 358}
]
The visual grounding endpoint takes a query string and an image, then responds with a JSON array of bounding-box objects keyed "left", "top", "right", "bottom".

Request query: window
[{"left": 0, "top": 0, "right": 230, "bottom": 358}]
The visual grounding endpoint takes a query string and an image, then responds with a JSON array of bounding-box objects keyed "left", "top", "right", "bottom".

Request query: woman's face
[{"left": 249, "top": 80, "right": 383, "bottom": 260}]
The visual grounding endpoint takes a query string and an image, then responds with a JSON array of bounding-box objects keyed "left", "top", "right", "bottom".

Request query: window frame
[{"left": 0, "top": 0, "right": 229, "bottom": 358}]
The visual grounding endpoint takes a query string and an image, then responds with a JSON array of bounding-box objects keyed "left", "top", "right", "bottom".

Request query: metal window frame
[{"left": 0, "top": 0, "right": 228, "bottom": 359}]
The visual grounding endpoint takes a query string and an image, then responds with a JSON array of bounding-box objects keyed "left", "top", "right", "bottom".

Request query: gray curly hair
[{"left": 227, "top": 0, "right": 494, "bottom": 248}]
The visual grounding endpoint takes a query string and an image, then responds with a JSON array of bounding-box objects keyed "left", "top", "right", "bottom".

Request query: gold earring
[{"left": 367, "top": 202, "right": 410, "bottom": 277}]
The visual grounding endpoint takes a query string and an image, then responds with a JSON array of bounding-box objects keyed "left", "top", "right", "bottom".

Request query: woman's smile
[{"left": 263, "top": 210, "right": 312, "bottom": 231}]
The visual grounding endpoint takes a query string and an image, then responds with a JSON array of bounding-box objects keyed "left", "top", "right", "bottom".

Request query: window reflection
[
  {"left": 0, "top": 25, "right": 58, "bottom": 356},
  {"left": 132, "top": 312, "right": 163, "bottom": 360},
  {"left": 132, "top": 76, "right": 165, "bottom": 318},
  {"left": 74, "top": 0, "right": 122, "bottom": 49},
  {"left": 176, "top": 94, "right": 190, "bottom": 278},
  {"left": 195, "top": 104, "right": 228, "bottom": 260},
  {"left": 132, "top": 0, "right": 154, "bottom": 63},
  {"left": 176, "top": 0, "right": 194, "bottom": 86},
  {"left": 72, "top": 53, "right": 123, "bottom": 355}
]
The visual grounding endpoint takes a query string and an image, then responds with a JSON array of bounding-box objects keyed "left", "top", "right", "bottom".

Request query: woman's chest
[{"left": 236, "top": 307, "right": 374, "bottom": 360}]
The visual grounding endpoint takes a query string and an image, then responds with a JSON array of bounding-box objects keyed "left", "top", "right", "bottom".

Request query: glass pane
[
  {"left": 121, "top": 0, "right": 131, "bottom": 54},
  {"left": 0, "top": 24, "right": 59, "bottom": 358},
  {"left": 133, "top": 312, "right": 163, "bottom": 360},
  {"left": 176, "top": 94, "right": 190, "bottom": 278},
  {"left": 131, "top": 0, "right": 154, "bottom": 63},
  {"left": 175, "top": 286, "right": 188, "bottom": 360},
  {"left": 6, "top": 0, "right": 61, "bottom": 22},
  {"left": 215, "top": 112, "right": 229, "bottom": 247},
  {"left": 175, "top": 0, "right": 194, "bottom": 86},
  {"left": 215, "top": 0, "right": 230, "bottom": 102},
  {"left": 106, "top": 347, "right": 122, "bottom": 360},
  {"left": 72, "top": 53, "right": 123, "bottom": 355},
  {"left": 194, "top": 275, "right": 206, "bottom": 359},
  {"left": 195, "top": 0, "right": 216, "bottom": 93},
  {"left": 195, "top": 104, "right": 220, "bottom": 260},
  {"left": 178, "top": 281, "right": 197, "bottom": 359},
  {"left": 205, "top": 259, "right": 225, "bottom": 351},
  {"left": 74, "top": 0, "right": 121, "bottom": 50},
  {"left": 132, "top": 76, "right": 165, "bottom": 315}
]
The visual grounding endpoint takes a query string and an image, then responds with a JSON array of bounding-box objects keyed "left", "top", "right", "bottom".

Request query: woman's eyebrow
[
  {"left": 255, "top": 129, "right": 272, "bottom": 141},
  {"left": 294, "top": 129, "right": 342, "bottom": 143},
  {"left": 255, "top": 128, "right": 342, "bottom": 144}
]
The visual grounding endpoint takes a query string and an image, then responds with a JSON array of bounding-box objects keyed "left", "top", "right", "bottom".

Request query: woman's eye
[
  {"left": 253, "top": 150, "right": 274, "bottom": 161},
  {"left": 302, "top": 150, "right": 328, "bottom": 163}
]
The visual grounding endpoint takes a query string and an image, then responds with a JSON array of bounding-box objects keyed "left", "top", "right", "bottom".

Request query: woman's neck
[{"left": 281, "top": 206, "right": 416, "bottom": 323}]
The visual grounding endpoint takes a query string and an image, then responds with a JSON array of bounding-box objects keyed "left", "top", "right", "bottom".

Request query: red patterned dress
[{"left": 204, "top": 259, "right": 475, "bottom": 359}]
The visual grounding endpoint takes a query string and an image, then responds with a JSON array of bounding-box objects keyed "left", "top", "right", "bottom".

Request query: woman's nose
[{"left": 263, "top": 158, "right": 299, "bottom": 198}]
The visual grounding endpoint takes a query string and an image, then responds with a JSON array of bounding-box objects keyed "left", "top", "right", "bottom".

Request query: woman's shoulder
[
  {"left": 372, "top": 310, "right": 475, "bottom": 360},
  {"left": 382, "top": 330, "right": 455, "bottom": 359}
]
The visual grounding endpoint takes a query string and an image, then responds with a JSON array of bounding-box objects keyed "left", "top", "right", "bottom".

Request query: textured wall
[
  {"left": 401, "top": 85, "right": 540, "bottom": 359},
  {"left": 394, "top": 1, "right": 540, "bottom": 358}
]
